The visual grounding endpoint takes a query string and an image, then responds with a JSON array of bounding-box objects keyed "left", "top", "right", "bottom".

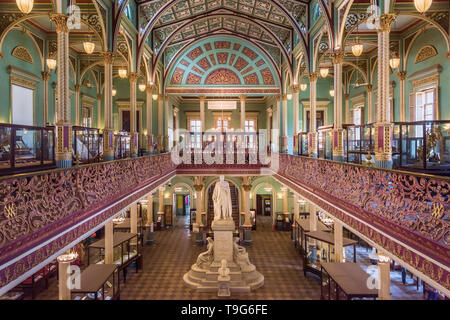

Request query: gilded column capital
[
  {"left": 281, "top": 94, "right": 288, "bottom": 101},
  {"left": 146, "top": 84, "right": 153, "bottom": 93},
  {"left": 308, "top": 72, "right": 319, "bottom": 82},
  {"left": 366, "top": 84, "right": 373, "bottom": 92},
  {"left": 41, "top": 71, "right": 51, "bottom": 81},
  {"left": 239, "top": 95, "right": 246, "bottom": 101},
  {"left": 397, "top": 71, "right": 407, "bottom": 81},
  {"left": 330, "top": 50, "right": 345, "bottom": 65},
  {"left": 242, "top": 184, "right": 252, "bottom": 192},
  {"left": 193, "top": 185, "right": 203, "bottom": 192},
  {"left": 50, "top": 14, "right": 69, "bottom": 33},
  {"left": 377, "top": 13, "right": 397, "bottom": 33},
  {"left": 292, "top": 84, "right": 300, "bottom": 93},
  {"left": 344, "top": 93, "right": 350, "bottom": 100},
  {"left": 101, "top": 51, "right": 115, "bottom": 64},
  {"left": 74, "top": 84, "right": 82, "bottom": 92},
  {"left": 266, "top": 107, "right": 273, "bottom": 115},
  {"left": 97, "top": 93, "right": 102, "bottom": 100},
  {"left": 199, "top": 95, "right": 206, "bottom": 101},
  {"left": 129, "top": 72, "right": 139, "bottom": 83},
  {"left": 275, "top": 94, "right": 281, "bottom": 102},
  {"left": 158, "top": 94, "right": 164, "bottom": 101}
]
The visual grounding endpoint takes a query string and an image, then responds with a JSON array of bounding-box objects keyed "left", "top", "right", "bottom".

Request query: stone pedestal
[{"left": 211, "top": 219, "right": 235, "bottom": 262}]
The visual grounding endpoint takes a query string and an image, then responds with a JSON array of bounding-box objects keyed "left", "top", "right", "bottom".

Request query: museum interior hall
[{"left": 0, "top": 0, "right": 449, "bottom": 301}]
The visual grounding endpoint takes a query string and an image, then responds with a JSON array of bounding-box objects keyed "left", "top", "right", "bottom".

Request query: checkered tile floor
[{"left": 33, "top": 215, "right": 424, "bottom": 300}]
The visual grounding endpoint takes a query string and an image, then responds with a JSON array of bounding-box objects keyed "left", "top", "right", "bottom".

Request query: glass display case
[
  {"left": 303, "top": 230, "right": 357, "bottom": 277},
  {"left": 88, "top": 232, "right": 142, "bottom": 282},
  {"left": 113, "top": 218, "right": 144, "bottom": 247},
  {"left": 71, "top": 264, "right": 120, "bottom": 300}
]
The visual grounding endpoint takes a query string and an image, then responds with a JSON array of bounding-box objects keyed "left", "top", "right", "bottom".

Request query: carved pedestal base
[{"left": 183, "top": 220, "right": 264, "bottom": 294}]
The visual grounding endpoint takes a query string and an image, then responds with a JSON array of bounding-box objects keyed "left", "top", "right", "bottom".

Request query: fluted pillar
[
  {"left": 331, "top": 50, "right": 345, "bottom": 161},
  {"left": 375, "top": 14, "right": 397, "bottom": 169},
  {"left": 397, "top": 71, "right": 406, "bottom": 122},
  {"left": 102, "top": 51, "right": 115, "bottom": 161},
  {"left": 164, "top": 95, "right": 170, "bottom": 150},
  {"left": 41, "top": 71, "right": 50, "bottom": 125},
  {"left": 199, "top": 96, "right": 205, "bottom": 132},
  {"left": 281, "top": 94, "right": 288, "bottom": 152},
  {"left": 51, "top": 14, "right": 72, "bottom": 168},
  {"left": 129, "top": 72, "right": 138, "bottom": 157},
  {"left": 146, "top": 85, "right": 153, "bottom": 154},
  {"left": 96, "top": 93, "right": 102, "bottom": 128},
  {"left": 308, "top": 72, "right": 319, "bottom": 157},
  {"left": 240, "top": 95, "right": 246, "bottom": 130},
  {"left": 242, "top": 179, "right": 253, "bottom": 245},
  {"left": 74, "top": 84, "right": 81, "bottom": 126},
  {"left": 104, "top": 220, "right": 113, "bottom": 264},
  {"left": 173, "top": 107, "right": 179, "bottom": 147}
]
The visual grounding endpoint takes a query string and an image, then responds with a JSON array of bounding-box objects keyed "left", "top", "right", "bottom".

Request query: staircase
[{"left": 207, "top": 184, "right": 240, "bottom": 228}]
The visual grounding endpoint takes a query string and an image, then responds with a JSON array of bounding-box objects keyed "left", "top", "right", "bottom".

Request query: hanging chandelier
[
  {"left": 112, "top": 88, "right": 117, "bottom": 96},
  {"left": 300, "top": 83, "right": 307, "bottom": 91},
  {"left": 118, "top": 67, "right": 127, "bottom": 79},
  {"left": 46, "top": 58, "right": 56, "bottom": 70},
  {"left": 352, "top": 37, "right": 363, "bottom": 57},
  {"left": 329, "top": 88, "right": 335, "bottom": 97},
  {"left": 139, "top": 82, "right": 146, "bottom": 92},
  {"left": 16, "top": 0, "right": 33, "bottom": 14},
  {"left": 389, "top": 52, "right": 400, "bottom": 69},
  {"left": 287, "top": 93, "right": 293, "bottom": 100},
  {"left": 319, "top": 67, "right": 329, "bottom": 78},
  {"left": 152, "top": 94, "right": 158, "bottom": 100},
  {"left": 83, "top": 40, "right": 95, "bottom": 55},
  {"left": 414, "top": 0, "right": 432, "bottom": 13}
]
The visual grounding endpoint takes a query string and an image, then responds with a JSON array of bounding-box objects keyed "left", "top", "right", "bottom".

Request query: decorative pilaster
[
  {"left": 164, "top": 95, "right": 170, "bottom": 151},
  {"left": 129, "top": 72, "right": 139, "bottom": 157},
  {"left": 242, "top": 179, "right": 253, "bottom": 245},
  {"left": 240, "top": 95, "right": 246, "bottom": 130},
  {"left": 281, "top": 94, "right": 288, "bottom": 152},
  {"left": 199, "top": 95, "right": 205, "bottom": 132},
  {"left": 266, "top": 107, "right": 273, "bottom": 150},
  {"left": 375, "top": 13, "right": 397, "bottom": 169},
  {"left": 173, "top": 107, "right": 179, "bottom": 147},
  {"left": 96, "top": 93, "right": 102, "bottom": 128},
  {"left": 344, "top": 93, "right": 350, "bottom": 124},
  {"left": 145, "top": 85, "right": 153, "bottom": 154},
  {"left": 366, "top": 84, "right": 373, "bottom": 123},
  {"left": 397, "top": 71, "right": 407, "bottom": 122},
  {"left": 331, "top": 51, "right": 345, "bottom": 161},
  {"left": 157, "top": 94, "right": 163, "bottom": 152},
  {"left": 145, "top": 193, "right": 154, "bottom": 245},
  {"left": 41, "top": 71, "right": 50, "bottom": 125},
  {"left": 158, "top": 186, "right": 165, "bottom": 227},
  {"left": 334, "top": 220, "right": 344, "bottom": 262},
  {"left": 292, "top": 85, "right": 300, "bottom": 155},
  {"left": 51, "top": 14, "right": 72, "bottom": 167},
  {"left": 74, "top": 84, "right": 81, "bottom": 126},
  {"left": 102, "top": 51, "right": 115, "bottom": 161},
  {"left": 308, "top": 72, "right": 319, "bottom": 157}
]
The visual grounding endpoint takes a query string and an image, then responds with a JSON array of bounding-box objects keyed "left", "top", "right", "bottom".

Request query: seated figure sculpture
[{"left": 195, "top": 237, "right": 214, "bottom": 269}]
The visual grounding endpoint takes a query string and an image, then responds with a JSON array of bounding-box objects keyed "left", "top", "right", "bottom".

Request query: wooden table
[
  {"left": 71, "top": 264, "right": 120, "bottom": 300},
  {"left": 320, "top": 263, "right": 378, "bottom": 300}
]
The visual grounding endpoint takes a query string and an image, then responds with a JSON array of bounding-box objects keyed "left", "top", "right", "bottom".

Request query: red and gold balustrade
[
  {"left": 0, "top": 153, "right": 176, "bottom": 289},
  {"left": 275, "top": 154, "right": 449, "bottom": 291}
]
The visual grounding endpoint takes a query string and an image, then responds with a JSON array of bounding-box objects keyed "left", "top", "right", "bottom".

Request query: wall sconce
[
  {"left": 319, "top": 67, "right": 329, "bottom": 78},
  {"left": 112, "top": 88, "right": 117, "bottom": 96},
  {"left": 138, "top": 82, "right": 146, "bottom": 92}
]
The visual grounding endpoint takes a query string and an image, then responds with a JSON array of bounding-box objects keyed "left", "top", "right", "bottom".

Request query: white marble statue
[
  {"left": 212, "top": 175, "right": 233, "bottom": 221},
  {"left": 195, "top": 237, "right": 214, "bottom": 269}
]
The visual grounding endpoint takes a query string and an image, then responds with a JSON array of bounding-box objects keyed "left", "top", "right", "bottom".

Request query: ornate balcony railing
[
  {"left": 0, "top": 153, "right": 176, "bottom": 290},
  {"left": 275, "top": 154, "right": 449, "bottom": 291}
]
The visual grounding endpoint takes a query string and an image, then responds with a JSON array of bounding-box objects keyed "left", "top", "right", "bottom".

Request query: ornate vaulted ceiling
[
  {"left": 139, "top": 0, "right": 308, "bottom": 70},
  {"left": 166, "top": 36, "right": 279, "bottom": 95}
]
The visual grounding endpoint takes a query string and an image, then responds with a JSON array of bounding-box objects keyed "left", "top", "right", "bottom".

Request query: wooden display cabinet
[{"left": 113, "top": 218, "right": 144, "bottom": 247}]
